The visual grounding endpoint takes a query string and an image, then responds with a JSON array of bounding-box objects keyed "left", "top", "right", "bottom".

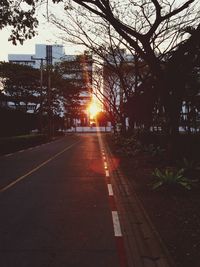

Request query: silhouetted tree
[
  {"left": 51, "top": 0, "right": 199, "bottom": 140},
  {"left": 0, "top": 0, "right": 39, "bottom": 44},
  {"left": 0, "top": 62, "right": 40, "bottom": 112}
]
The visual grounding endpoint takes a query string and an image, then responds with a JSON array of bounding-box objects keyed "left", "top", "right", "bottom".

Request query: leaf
[{"left": 152, "top": 181, "right": 163, "bottom": 190}]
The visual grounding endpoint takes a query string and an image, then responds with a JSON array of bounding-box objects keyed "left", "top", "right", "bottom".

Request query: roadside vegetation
[
  {"left": 106, "top": 131, "right": 200, "bottom": 267},
  {"left": 0, "top": 134, "right": 49, "bottom": 155}
]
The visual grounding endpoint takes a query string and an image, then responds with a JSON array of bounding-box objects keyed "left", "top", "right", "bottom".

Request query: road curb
[{"left": 103, "top": 139, "right": 176, "bottom": 267}]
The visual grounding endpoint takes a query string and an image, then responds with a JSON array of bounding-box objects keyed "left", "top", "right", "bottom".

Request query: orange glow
[{"left": 87, "top": 101, "right": 101, "bottom": 119}]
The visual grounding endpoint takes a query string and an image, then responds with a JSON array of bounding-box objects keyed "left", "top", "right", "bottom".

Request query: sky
[
  {"left": 0, "top": 3, "right": 83, "bottom": 62},
  {"left": 0, "top": 24, "right": 83, "bottom": 62},
  {"left": 0, "top": 0, "right": 198, "bottom": 61}
]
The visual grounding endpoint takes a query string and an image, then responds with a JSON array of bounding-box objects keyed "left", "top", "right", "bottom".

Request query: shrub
[
  {"left": 177, "top": 157, "right": 200, "bottom": 172},
  {"left": 113, "top": 134, "right": 142, "bottom": 157},
  {"left": 143, "top": 144, "right": 165, "bottom": 157},
  {"left": 151, "top": 168, "right": 192, "bottom": 190}
]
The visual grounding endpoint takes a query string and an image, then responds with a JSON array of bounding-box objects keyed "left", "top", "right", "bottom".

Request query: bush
[
  {"left": 143, "top": 144, "right": 165, "bottom": 157},
  {"left": 113, "top": 133, "right": 142, "bottom": 157},
  {"left": 177, "top": 157, "right": 200, "bottom": 172},
  {"left": 151, "top": 168, "right": 192, "bottom": 190},
  {"left": 0, "top": 107, "right": 38, "bottom": 137},
  {"left": 0, "top": 134, "right": 48, "bottom": 155}
]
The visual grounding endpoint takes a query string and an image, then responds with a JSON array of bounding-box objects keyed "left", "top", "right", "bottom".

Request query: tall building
[{"left": 8, "top": 44, "right": 65, "bottom": 68}]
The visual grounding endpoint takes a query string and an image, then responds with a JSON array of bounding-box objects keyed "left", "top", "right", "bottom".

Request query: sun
[{"left": 87, "top": 101, "right": 101, "bottom": 119}]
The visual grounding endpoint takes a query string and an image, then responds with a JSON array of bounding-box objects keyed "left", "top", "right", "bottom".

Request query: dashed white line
[
  {"left": 105, "top": 170, "right": 110, "bottom": 177},
  {"left": 107, "top": 184, "right": 114, "bottom": 196},
  {"left": 112, "top": 211, "right": 122, "bottom": 237},
  {"left": 104, "top": 162, "right": 108, "bottom": 169}
]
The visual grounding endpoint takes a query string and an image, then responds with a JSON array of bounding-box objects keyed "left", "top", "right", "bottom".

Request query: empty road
[{"left": 0, "top": 134, "right": 123, "bottom": 267}]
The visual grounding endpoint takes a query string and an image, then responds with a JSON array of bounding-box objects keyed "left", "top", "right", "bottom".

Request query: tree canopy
[{"left": 0, "top": 0, "right": 39, "bottom": 44}]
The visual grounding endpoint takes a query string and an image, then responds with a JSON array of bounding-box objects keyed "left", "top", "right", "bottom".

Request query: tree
[
  {"left": 50, "top": 11, "right": 138, "bottom": 131},
  {"left": 54, "top": 54, "right": 93, "bottom": 127},
  {"left": 0, "top": 62, "right": 68, "bottom": 135},
  {"left": 51, "top": 0, "right": 199, "bottom": 138},
  {"left": 0, "top": 0, "right": 39, "bottom": 44},
  {"left": 0, "top": 62, "right": 41, "bottom": 112},
  {"left": 164, "top": 26, "right": 200, "bottom": 134}
]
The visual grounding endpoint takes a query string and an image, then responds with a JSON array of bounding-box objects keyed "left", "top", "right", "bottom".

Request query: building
[
  {"left": 7, "top": 45, "right": 93, "bottom": 126},
  {"left": 8, "top": 44, "right": 65, "bottom": 68}
]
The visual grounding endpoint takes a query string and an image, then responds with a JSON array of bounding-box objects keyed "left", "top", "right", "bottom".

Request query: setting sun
[{"left": 87, "top": 101, "right": 101, "bottom": 119}]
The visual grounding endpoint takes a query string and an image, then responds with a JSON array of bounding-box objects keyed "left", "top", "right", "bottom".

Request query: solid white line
[
  {"left": 105, "top": 170, "right": 110, "bottom": 177},
  {"left": 107, "top": 184, "right": 114, "bottom": 196},
  {"left": 0, "top": 140, "right": 80, "bottom": 193},
  {"left": 112, "top": 211, "right": 122, "bottom": 237},
  {"left": 18, "top": 150, "right": 24, "bottom": 153}
]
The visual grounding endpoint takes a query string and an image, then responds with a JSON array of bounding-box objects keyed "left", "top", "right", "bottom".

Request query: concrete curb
[{"left": 103, "top": 139, "right": 176, "bottom": 267}]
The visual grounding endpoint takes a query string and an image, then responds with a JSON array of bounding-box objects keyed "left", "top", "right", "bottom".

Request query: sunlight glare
[{"left": 88, "top": 101, "right": 101, "bottom": 119}]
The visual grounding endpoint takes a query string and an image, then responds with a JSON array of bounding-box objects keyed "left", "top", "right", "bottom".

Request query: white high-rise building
[{"left": 8, "top": 44, "right": 65, "bottom": 68}]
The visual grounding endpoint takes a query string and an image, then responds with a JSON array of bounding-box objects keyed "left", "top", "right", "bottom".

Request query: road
[{"left": 0, "top": 134, "right": 121, "bottom": 267}]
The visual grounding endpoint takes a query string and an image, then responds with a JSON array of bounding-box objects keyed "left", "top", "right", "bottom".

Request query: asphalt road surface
[{"left": 0, "top": 134, "right": 120, "bottom": 267}]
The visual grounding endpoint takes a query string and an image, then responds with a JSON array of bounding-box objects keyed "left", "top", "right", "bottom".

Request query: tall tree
[
  {"left": 54, "top": 54, "right": 93, "bottom": 127},
  {"left": 0, "top": 0, "right": 39, "bottom": 44},
  {"left": 0, "top": 62, "right": 40, "bottom": 112},
  {"left": 51, "top": 0, "right": 199, "bottom": 135}
]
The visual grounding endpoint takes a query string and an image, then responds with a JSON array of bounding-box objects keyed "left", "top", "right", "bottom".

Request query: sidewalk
[{"left": 104, "top": 142, "right": 176, "bottom": 267}]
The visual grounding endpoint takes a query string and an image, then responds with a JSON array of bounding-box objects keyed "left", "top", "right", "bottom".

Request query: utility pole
[
  {"left": 32, "top": 55, "right": 53, "bottom": 139},
  {"left": 47, "top": 64, "right": 52, "bottom": 139},
  {"left": 46, "top": 45, "right": 53, "bottom": 139},
  {"left": 31, "top": 56, "right": 45, "bottom": 133}
]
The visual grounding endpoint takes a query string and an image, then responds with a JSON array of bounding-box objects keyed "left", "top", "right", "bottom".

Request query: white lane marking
[
  {"left": 19, "top": 150, "right": 24, "bottom": 153},
  {"left": 0, "top": 140, "right": 81, "bottom": 193},
  {"left": 112, "top": 211, "right": 122, "bottom": 237},
  {"left": 104, "top": 162, "right": 108, "bottom": 169},
  {"left": 103, "top": 156, "right": 106, "bottom": 160},
  {"left": 106, "top": 170, "right": 110, "bottom": 177},
  {"left": 107, "top": 184, "right": 114, "bottom": 196}
]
